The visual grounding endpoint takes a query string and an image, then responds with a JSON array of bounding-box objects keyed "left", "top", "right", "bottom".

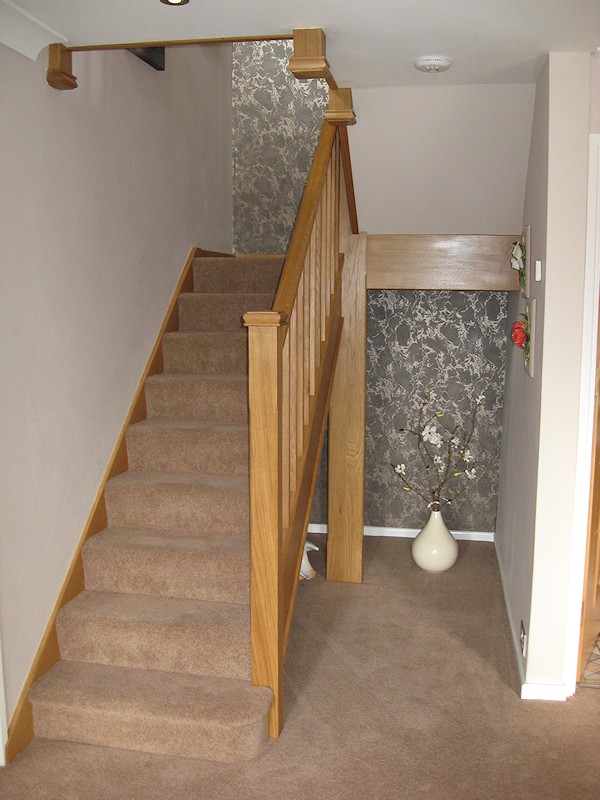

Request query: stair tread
[
  {"left": 31, "top": 661, "right": 270, "bottom": 726},
  {"left": 83, "top": 528, "right": 249, "bottom": 603},
  {"left": 60, "top": 590, "right": 249, "bottom": 631},
  {"left": 128, "top": 419, "right": 248, "bottom": 433},
  {"left": 84, "top": 526, "right": 249, "bottom": 556},
  {"left": 108, "top": 471, "right": 248, "bottom": 490},
  {"left": 162, "top": 330, "right": 247, "bottom": 340},
  {"left": 146, "top": 373, "right": 247, "bottom": 384},
  {"left": 182, "top": 290, "right": 274, "bottom": 296}
]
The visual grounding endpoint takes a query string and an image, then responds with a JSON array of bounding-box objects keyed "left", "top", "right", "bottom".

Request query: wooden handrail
[
  {"left": 244, "top": 108, "right": 357, "bottom": 738},
  {"left": 273, "top": 123, "right": 337, "bottom": 316}
]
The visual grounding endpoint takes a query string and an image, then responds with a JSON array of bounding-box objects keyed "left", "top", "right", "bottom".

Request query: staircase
[{"left": 28, "top": 254, "right": 285, "bottom": 763}]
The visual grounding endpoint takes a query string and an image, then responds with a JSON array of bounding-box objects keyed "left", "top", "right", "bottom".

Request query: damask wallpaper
[
  {"left": 365, "top": 290, "right": 508, "bottom": 532},
  {"left": 232, "top": 41, "right": 329, "bottom": 254}
]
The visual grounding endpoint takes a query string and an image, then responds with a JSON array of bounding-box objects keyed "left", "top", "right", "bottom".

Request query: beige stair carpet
[{"left": 26, "top": 255, "right": 284, "bottom": 764}]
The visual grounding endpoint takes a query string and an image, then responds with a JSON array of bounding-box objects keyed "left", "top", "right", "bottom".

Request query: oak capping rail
[
  {"left": 366, "top": 234, "right": 520, "bottom": 291},
  {"left": 4, "top": 246, "right": 200, "bottom": 763},
  {"left": 273, "top": 123, "right": 338, "bottom": 316}
]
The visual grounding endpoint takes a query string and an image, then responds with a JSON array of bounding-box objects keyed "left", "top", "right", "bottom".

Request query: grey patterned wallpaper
[
  {"left": 364, "top": 290, "right": 508, "bottom": 532},
  {"left": 232, "top": 41, "right": 329, "bottom": 253},
  {"left": 230, "top": 42, "right": 508, "bottom": 534}
]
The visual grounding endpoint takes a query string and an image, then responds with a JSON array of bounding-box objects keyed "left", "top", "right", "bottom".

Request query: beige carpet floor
[{"left": 1, "top": 536, "right": 599, "bottom": 800}]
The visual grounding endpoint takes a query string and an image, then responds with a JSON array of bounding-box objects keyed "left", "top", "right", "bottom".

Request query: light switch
[{"left": 535, "top": 260, "right": 542, "bottom": 281}]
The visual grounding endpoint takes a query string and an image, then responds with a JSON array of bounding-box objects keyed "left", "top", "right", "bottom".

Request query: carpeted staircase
[{"left": 28, "top": 254, "right": 285, "bottom": 763}]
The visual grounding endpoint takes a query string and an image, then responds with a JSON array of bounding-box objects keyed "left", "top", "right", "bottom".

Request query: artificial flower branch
[{"left": 393, "top": 392, "right": 485, "bottom": 511}]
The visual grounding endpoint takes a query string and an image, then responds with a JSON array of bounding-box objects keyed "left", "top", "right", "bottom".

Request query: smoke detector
[{"left": 415, "top": 56, "right": 452, "bottom": 73}]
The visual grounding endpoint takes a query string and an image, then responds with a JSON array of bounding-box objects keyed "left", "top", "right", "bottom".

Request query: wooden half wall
[
  {"left": 367, "top": 234, "right": 520, "bottom": 291},
  {"left": 326, "top": 232, "right": 519, "bottom": 584}
]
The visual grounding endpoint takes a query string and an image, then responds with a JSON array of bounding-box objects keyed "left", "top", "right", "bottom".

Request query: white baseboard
[
  {"left": 520, "top": 682, "right": 568, "bottom": 701},
  {"left": 307, "top": 523, "right": 494, "bottom": 543}
]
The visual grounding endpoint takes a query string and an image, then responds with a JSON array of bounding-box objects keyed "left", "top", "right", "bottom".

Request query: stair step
[
  {"left": 126, "top": 419, "right": 249, "bottom": 475},
  {"left": 162, "top": 331, "right": 247, "bottom": 375},
  {"left": 178, "top": 293, "right": 273, "bottom": 332},
  {"left": 145, "top": 374, "right": 248, "bottom": 424},
  {"left": 30, "top": 661, "right": 271, "bottom": 762},
  {"left": 104, "top": 471, "right": 249, "bottom": 536},
  {"left": 193, "top": 255, "right": 284, "bottom": 295},
  {"left": 83, "top": 527, "right": 249, "bottom": 604},
  {"left": 57, "top": 591, "right": 250, "bottom": 679}
]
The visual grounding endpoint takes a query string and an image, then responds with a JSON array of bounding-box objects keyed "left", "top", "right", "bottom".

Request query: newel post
[
  {"left": 243, "top": 311, "right": 286, "bottom": 738},
  {"left": 46, "top": 44, "right": 78, "bottom": 90}
]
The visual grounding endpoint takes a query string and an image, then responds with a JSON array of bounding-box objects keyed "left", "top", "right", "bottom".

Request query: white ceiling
[{"left": 7, "top": 0, "right": 600, "bottom": 87}]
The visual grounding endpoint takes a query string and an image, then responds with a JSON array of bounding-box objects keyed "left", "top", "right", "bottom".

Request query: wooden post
[
  {"left": 243, "top": 311, "right": 285, "bottom": 737},
  {"left": 46, "top": 44, "right": 78, "bottom": 90},
  {"left": 327, "top": 234, "right": 367, "bottom": 583},
  {"left": 325, "top": 88, "right": 357, "bottom": 126},
  {"left": 288, "top": 28, "right": 338, "bottom": 89}
]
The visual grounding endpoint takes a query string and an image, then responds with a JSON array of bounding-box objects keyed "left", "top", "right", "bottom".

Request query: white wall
[
  {"left": 0, "top": 42, "right": 232, "bottom": 726},
  {"left": 496, "top": 53, "right": 592, "bottom": 698},
  {"left": 348, "top": 84, "right": 535, "bottom": 234}
]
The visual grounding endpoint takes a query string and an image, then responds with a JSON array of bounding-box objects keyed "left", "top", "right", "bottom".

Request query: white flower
[
  {"left": 465, "top": 468, "right": 476, "bottom": 481},
  {"left": 433, "top": 455, "right": 444, "bottom": 472},
  {"left": 462, "top": 449, "right": 473, "bottom": 463},
  {"left": 476, "top": 395, "right": 486, "bottom": 405},
  {"left": 510, "top": 256, "right": 522, "bottom": 271},
  {"left": 451, "top": 436, "right": 461, "bottom": 447},
  {"left": 395, "top": 463, "right": 406, "bottom": 476},
  {"left": 422, "top": 424, "right": 443, "bottom": 448}
]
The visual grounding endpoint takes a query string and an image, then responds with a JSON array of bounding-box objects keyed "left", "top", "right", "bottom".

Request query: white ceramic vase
[{"left": 411, "top": 509, "right": 458, "bottom": 572}]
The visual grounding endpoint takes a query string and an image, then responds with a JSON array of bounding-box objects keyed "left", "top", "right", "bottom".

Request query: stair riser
[
  {"left": 83, "top": 542, "right": 249, "bottom": 604},
  {"left": 193, "top": 257, "right": 283, "bottom": 294},
  {"left": 178, "top": 294, "right": 273, "bottom": 332},
  {"left": 126, "top": 426, "right": 249, "bottom": 474},
  {"left": 145, "top": 377, "right": 248, "bottom": 424},
  {"left": 162, "top": 333, "right": 247, "bottom": 375},
  {"left": 105, "top": 482, "right": 249, "bottom": 536},
  {"left": 31, "top": 703, "right": 267, "bottom": 762},
  {"left": 56, "top": 613, "right": 250, "bottom": 681}
]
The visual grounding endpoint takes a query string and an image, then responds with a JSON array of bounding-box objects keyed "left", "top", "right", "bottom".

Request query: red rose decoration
[{"left": 511, "top": 320, "right": 526, "bottom": 348}]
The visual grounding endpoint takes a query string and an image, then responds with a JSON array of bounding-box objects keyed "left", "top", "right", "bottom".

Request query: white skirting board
[
  {"left": 307, "top": 524, "right": 494, "bottom": 543},
  {"left": 520, "top": 682, "right": 569, "bottom": 702}
]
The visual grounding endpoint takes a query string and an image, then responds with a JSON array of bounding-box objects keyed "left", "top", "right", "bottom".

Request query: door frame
[{"left": 566, "top": 133, "right": 600, "bottom": 692}]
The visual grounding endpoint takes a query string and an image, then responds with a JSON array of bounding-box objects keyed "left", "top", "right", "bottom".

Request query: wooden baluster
[
  {"left": 288, "top": 307, "right": 298, "bottom": 498},
  {"left": 281, "top": 334, "right": 291, "bottom": 532},
  {"left": 302, "top": 255, "right": 311, "bottom": 425},
  {"left": 296, "top": 279, "right": 305, "bottom": 456},
  {"left": 308, "top": 229, "right": 318, "bottom": 396},
  {"left": 326, "top": 176, "right": 333, "bottom": 318},
  {"left": 334, "top": 135, "right": 341, "bottom": 275},
  {"left": 243, "top": 311, "right": 286, "bottom": 737}
]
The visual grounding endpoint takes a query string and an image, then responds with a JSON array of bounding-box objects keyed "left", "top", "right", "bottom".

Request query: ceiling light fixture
[
  {"left": 415, "top": 56, "right": 452, "bottom": 73},
  {"left": 160, "top": 0, "right": 189, "bottom": 5}
]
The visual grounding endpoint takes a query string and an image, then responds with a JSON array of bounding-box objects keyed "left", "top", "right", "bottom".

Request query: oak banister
[{"left": 246, "top": 95, "right": 358, "bottom": 740}]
